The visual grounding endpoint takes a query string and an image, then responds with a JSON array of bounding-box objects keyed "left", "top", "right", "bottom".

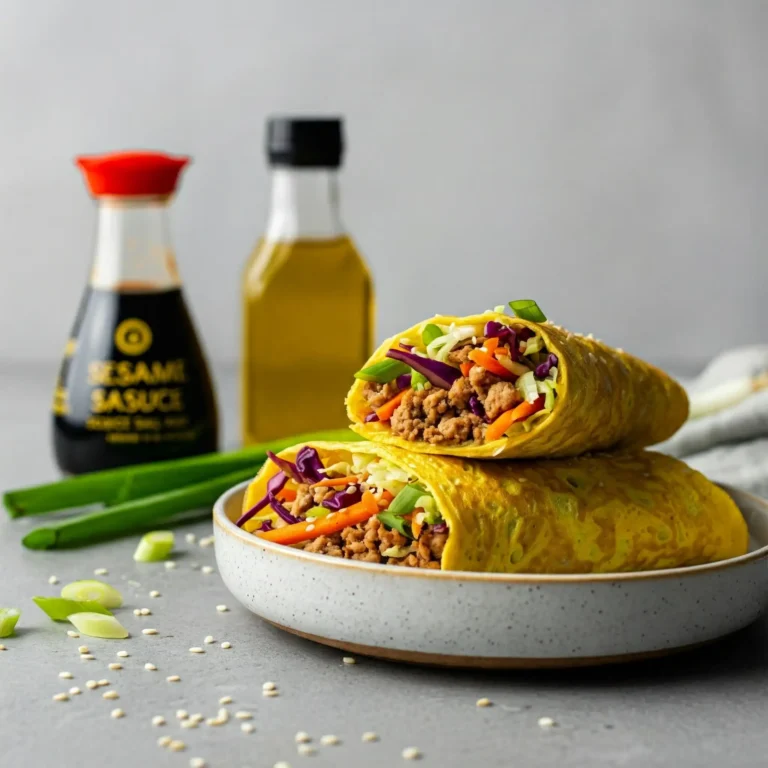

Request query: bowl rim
[{"left": 213, "top": 479, "right": 768, "bottom": 584}]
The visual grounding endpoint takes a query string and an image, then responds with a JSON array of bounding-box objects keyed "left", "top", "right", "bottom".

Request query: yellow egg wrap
[
  {"left": 243, "top": 441, "right": 747, "bottom": 574},
  {"left": 346, "top": 313, "right": 689, "bottom": 459}
]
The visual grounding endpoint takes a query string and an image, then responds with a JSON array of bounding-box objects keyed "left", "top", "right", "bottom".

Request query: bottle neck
[
  {"left": 90, "top": 197, "right": 181, "bottom": 292},
  {"left": 265, "top": 168, "right": 344, "bottom": 241}
]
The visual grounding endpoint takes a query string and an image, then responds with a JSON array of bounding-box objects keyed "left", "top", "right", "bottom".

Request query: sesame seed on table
[{"left": 2, "top": 366, "right": 766, "bottom": 768}]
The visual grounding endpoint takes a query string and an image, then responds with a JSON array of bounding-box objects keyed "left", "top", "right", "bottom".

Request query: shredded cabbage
[
  {"left": 382, "top": 544, "right": 416, "bottom": 558},
  {"left": 415, "top": 494, "right": 440, "bottom": 524},
  {"left": 426, "top": 325, "right": 478, "bottom": 362},
  {"left": 536, "top": 380, "right": 557, "bottom": 411},
  {"left": 523, "top": 337, "right": 543, "bottom": 356},
  {"left": 323, "top": 461, "right": 354, "bottom": 477},
  {"left": 516, "top": 371, "right": 539, "bottom": 403},
  {"left": 364, "top": 459, "right": 415, "bottom": 496},
  {"left": 495, "top": 355, "right": 531, "bottom": 377}
]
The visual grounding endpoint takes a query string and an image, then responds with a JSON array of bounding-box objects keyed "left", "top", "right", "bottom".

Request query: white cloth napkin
[{"left": 657, "top": 346, "right": 768, "bottom": 497}]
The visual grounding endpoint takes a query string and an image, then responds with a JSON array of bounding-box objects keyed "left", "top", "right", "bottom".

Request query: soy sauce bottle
[{"left": 52, "top": 151, "right": 218, "bottom": 474}]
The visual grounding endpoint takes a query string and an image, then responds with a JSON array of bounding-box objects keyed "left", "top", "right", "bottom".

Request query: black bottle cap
[{"left": 266, "top": 117, "right": 344, "bottom": 168}]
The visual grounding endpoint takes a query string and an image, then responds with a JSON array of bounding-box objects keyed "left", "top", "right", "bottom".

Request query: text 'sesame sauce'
[{"left": 52, "top": 152, "right": 218, "bottom": 475}]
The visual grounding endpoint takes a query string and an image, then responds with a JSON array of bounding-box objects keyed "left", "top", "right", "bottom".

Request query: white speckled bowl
[{"left": 213, "top": 482, "right": 768, "bottom": 668}]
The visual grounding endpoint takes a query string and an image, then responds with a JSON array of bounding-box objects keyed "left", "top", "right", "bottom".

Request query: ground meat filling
[
  {"left": 372, "top": 357, "right": 523, "bottom": 446},
  {"left": 302, "top": 516, "right": 447, "bottom": 569}
]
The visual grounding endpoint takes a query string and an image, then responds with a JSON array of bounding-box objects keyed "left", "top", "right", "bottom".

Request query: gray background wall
[{"left": 1, "top": 0, "right": 766, "bottom": 373}]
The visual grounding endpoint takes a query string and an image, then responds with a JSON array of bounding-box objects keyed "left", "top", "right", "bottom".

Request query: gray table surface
[{"left": 2, "top": 363, "right": 768, "bottom": 768}]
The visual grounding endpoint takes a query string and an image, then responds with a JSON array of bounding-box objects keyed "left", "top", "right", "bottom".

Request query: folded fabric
[{"left": 658, "top": 346, "right": 768, "bottom": 497}]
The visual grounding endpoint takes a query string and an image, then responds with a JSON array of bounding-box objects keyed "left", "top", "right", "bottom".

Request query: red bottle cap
[{"left": 75, "top": 151, "right": 191, "bottom": 197}]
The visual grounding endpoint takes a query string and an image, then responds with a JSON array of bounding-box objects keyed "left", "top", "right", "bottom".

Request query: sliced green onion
[
  {"left": 421, "top": 323, "right": 444, "bottom": 346},
  {"left": 33, "top": 597, "right": 112, "bottom": 622},
  {"left": 354, "top": 359, "right": 410, "bottom": 384},
  {"left": 377, "top": 510, "right": 412, "bottom": 539},
  {"left": 509, "top": 299, "right": 547, "bottom": 323},
  {"left": 133, "top": 531, "right": 175, "bottom": 563},
  {"left": 522, "top": 337, "right": 543, "bottom": 356},
  {"left": 416, "top": 495, "right": 440, "bottom": 524},
  {"left": 60, "top": 580, "right": 123, "bottom": 609},
  {"left": 387, "top": 484, "right": 427, "bottom": 517},
  {"left": 4, "top": 428, "right": 359, "bottom": 519},
  {"left": 68, "top": 612, "right": 129, "bottom": 639},
  {"left": 516, "top": 371, "right": 539, "bottom": 403},
  {"left": 411, "top": 371, "right": 430, "bottom": 391},
  {"left": 493, "top": 305, "right": 506, "bottom": 313},
  {"left": 304, "top": 506, "right": 332, "bottom": 520},
  {"left": 0, "top": 608, "right": 20, "bottom": 638}
]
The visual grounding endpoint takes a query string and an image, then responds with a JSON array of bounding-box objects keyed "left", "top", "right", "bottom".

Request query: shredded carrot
[
  {"left": 375, "top": 388, "right": 410, "bottom": 421},
  {"left": 485, "top": 395, "right": 545, "bottom": 442},
  {"left": 468, "top": 349, "right": 516, "bottom": 380},
  {"left": 460, "top": 362, "right": 474, "bottom": 378},
  {"left": 257, "top": 491, "right": 379, "bottom": 546},
  {"left": 276, "top": 488, "right": 297, "bottom": 502},
  {"left": 378, "top": 489, "right": 394, "bottom": 507},
  {"left": 484, "top": 337, "right": 499, "bottom": 355},
  {"left": 495, "top": 346, "right": 509, "bottom": 356},
  {"left": 411, "top": 509, "right": 425, "bottom": 538},
  {"left": 311, "top": 475, "right": 361, "bottom": 488}
]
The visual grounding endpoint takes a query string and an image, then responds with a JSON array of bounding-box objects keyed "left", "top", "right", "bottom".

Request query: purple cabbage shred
[
  {"left": 432, "top": 522, "right": 448, "bottom": 533},
  {"left": 364, "top": 411, "right": 380, "bottom": 423},
  {"left": 396, "top": 373, "right": 412, "bottom": 390},
  {"left": 296, "top": 446, "right": 325, "bottom": 484},
  {"left": 235, "top": 470, "right": 288, "bottom": 527},
  {"left": 321, "top": 484, "right": 363, "bottom": 511},
  {"left": 535, "top": 353, "right": 559, "bottom": 378}
]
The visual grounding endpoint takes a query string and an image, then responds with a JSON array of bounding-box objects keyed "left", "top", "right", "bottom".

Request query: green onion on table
[{"left": 4, "top": 429, "right": 360, "bottom": 550}]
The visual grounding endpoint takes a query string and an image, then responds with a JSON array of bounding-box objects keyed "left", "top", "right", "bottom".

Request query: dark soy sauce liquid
[{"left": 53, "top": 287, "right": 218, "bottom": 474}]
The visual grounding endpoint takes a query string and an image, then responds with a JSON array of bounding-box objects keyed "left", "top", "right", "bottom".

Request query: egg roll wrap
[
  {"left": 346, "top": 312, "right": 689, "bottom": 459},
  {"left": 241, "top": 441, "right": 747, "bottom": 573}
]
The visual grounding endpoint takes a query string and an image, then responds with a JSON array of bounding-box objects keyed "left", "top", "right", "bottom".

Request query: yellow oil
[{"left": 241, "top": 236, "right": 374, "bottom": 444}]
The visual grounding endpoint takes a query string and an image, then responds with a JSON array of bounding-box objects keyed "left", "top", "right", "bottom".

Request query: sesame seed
[
  {"left": 158, "top": 736, "right": 172, "bottom": 747},
  {"left": 67, "top": 630, "right": 79, "bottom": 638},
  {"left": 152, "top": 716, "right": 166, "bottom": 727},
  {"left": 133, "top": 609, "right": 141, "bottom": 616},
  {"left": 181, "top": 719, "right": 198, "bottom": 730},
  {"left": 98, "top": 679, "right": 110, "bottom": 687},
  {"left": 78, "top": 645, "right": 89, "bottom": 654},
  {"left": 327, "top": 512, "right": 336, "bottom": 519},
  {"left": 48, "top": 575, "right": 59, "bottom": 585},
  {"left": 216, "top": 604, "right": 229, "bottom": 612},
  {"left": 476, "top": 697, "right": 492, "bottom": 707},
  {"left": 219, "top": 696, "right": 233, "bottom": 705},
  {"left": 190, "top": 714, "right": 204, "bottom": 723},
  {"left": 190, "top": 759, "right": 206, "bottom": 768},
  {"left": 305, "top": 524, "right": 315, "bottom": 532},
  {"left": 538, "top": 716, "right": 556, "bottom": 728},
  {"left": 235, "top": 711, "right": 252, "bottom": 720},
  {"left": 145, "top": 663, "right": 157, "bottom": 671},
  {"left": 142, "top": 628, "right": 158, "bottom": 635},
  {"left": 85, "top": 680, "right": 98, "bottom": 689},
  {"left": 273, "top": 763, "right": 291, "bottom": 768},
  {"left": 220, "top": 641, "right": 232, "bottom": 649},
  {"left": 166, "top": 675, "right": 181, "bottom": 682},
  {"left": 94, "top": 568, "right": 108, "bottom": 576},
  {"left": 108, "top": 663, "right": 123, "bottom": 671},
  {"left": 53, "top": 693, "right": 69, "bottom": 702},
  {"left": 168, "top": 740, "right": 186, "bottom": 752},
  {"left": 305, "top": 516, "right": 316, "bottom": 523},
  {"left": 102, "top": 690, "right": 119, "bottom": 700},
  {"left": 189, "top": 647, "right": 205, "bottom": 654},
  {"left": 116, "top": 650, "right": 129, "bottom": 658},
  {"left": 320, "top": 735, "right": 340, "bottom": 746},
  {"left": 140, "top": 608, "right": 151, "bottom": 616},
  {"left": 204, "top": 635, "right": 215, "bottom": 644},
  {"left": 80, "top": 654, "right": 95, "bottom": 660},
  {"left": 69, "top": 687, "right": 81, "bottom": 695},
  {"left": 110, "top": 708, "right": 125, "bottom": 719},
  {"left": 149, "top": 590, "right": 161, "bottom": 598},
  {"left": 297, "top": 745, "right": 316, "bottom": 757},
  {"left": 164, "top": 561, "right": 177, "bottom": 570},
  {"left": 342, "top": 656, "right": 356, "bottom": 665},
  {"left": 241, "top": 722, "right": 255, "bottom": 734},
  {"left": 402, "top": 747, "right": 422, "bottom": 760},
  {"left": 263, "top": 689, "right": 279, "bottom": 698},
  {"left": 362, "top": 732, "right": 379, "bottom": 742},
  {"left": 295, "top": 732, "right": 311, "bottom": 743},
  {"left": 206, "top": 708, "right": 230, "bottom": 726},
  {"left": 59, "top": 671, "right": 73, "bottom": 679},
  {"left": 262, "top": 681, "right": 277, "bottom": 691},
  {"left": 201, "top": 566, "right": 214, "bottom": 575},
  {"left": 185, "top": 533, "right": 196, "bottom": 544},
  {"left": 176, "top": 710, "right": 189, "bottom": 720},
  {"left": 0, "top": 644, "right": 6, "bottom": 651}
]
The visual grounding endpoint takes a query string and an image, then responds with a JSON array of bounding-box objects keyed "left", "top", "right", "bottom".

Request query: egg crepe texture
[
  {"left": 244, "top": 441, "right": 747, "bottom": 574},
  {"left": 346, "top": 313, "right": 689, "bottom": 459}
]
